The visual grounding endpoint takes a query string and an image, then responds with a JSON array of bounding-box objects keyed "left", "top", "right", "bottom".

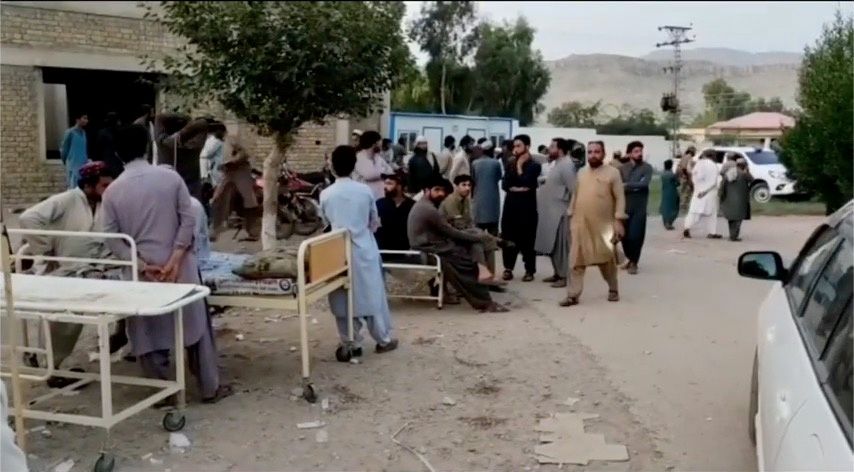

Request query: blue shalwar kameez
[{"left": 320, "top": 178, "right": 393, "bottom": 346}]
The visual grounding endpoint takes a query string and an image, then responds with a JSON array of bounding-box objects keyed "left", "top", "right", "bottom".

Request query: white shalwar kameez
[{"left": 684, "top": 157, "right": 721, "bottom": 235}]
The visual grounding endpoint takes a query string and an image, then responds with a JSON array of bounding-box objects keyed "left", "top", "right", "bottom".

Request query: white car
[
  {"left": 739, "top": 200, "right": 853, "bottom": 471},
  {"left": 701, "top": 146, "right": 798, "bottom": 203}
]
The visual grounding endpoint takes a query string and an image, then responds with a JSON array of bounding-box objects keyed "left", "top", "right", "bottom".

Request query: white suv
[
  {"left": 701, "top": 146, "right": 797, "bottom": 203},
  {"left": 739, "top": 200, "right": 852, "bottom": 471}
]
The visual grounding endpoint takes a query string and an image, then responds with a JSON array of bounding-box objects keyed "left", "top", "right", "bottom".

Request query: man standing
[
  {"left": 609, "top": 150, "right": 627, "bottom": 170},
  {"left": 200, "top": 121, "right": 226, "bottom": 188},
  {"left": 438, "top": 135, "right": 456, "bottom": 179},
  {"left": 406, "top": 136, "right": 441, "bottom": 195},
  {"left": 659, "top": 159, "right": 680, "bottom": 230},
  {"left": 619, "top": 141, "right": 653, "bottom": 275},
  {"left": 408, "top": 176, "right": 509, "bottom": 313},
  {"left": 353, "top": 130, "right": 394, "bottom": 200},
  {"left": 19, "top": 162, "right": 115, "bottom": 388},
  {"left": 321, "top": 145, "right": 398, "bottom": 355},
  {"left": 559, "top": 141, "right": 625, "bottom": 306},
  {"left": 375, "top": 174, "right": 415, "bottom": 251},
  {"left": 210, "top": 134, "right": 261, "bottom": 242},
  {"left": 676, "top": 147, "right": 696, "bottom": 211},
  {"left": 449, "top": 135, "right": 474, "bottom": 181},
  {"left": 471, "top": 140, "right": 503, "bottom": 236},
  {"left": 60, "top": 112, "right": 89, "bottom": 189},
  {"left": 155, "top": 113, "right": 209, "bottom": 199},
  {"left": 719, "top": 158, "right": 753, "bottom": 241},
  {"left": 95, "top": 112, "right": 123, "bottom": 174},
  {"left": 501, "top": 134, "right": 541, "bottom": 282},
  {"left": 683, "top": 149, "right": 722, "bottom": 239},
  {"left": 132, "top": 104, "right": 157, "bottom": 161},
  {"left": 535, "top": 138, "right": 577, "bottom": 288},
  {"left": 102, "top": 124, "right": 231, "bottom": 403}
]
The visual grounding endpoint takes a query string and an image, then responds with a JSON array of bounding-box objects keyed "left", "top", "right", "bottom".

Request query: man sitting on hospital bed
[{"left": 18, "top": 161, "right": 116, "bottom": 389}]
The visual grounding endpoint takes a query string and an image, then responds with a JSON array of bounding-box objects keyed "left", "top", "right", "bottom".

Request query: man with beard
[
  {"left": 438, "top": 135, "right": 456, "bottom": 178},
  {"left": 559, "top": 141, "right": 626, "bottom": 307},
  {"left": 619, "top": 141, "right": 653, "bottom": 275},
  {"left": 155, "top": 113, "right": 209, "bottom": 199},
  {"left": 471, "top": 140, "right": 503, "bottom": 237},
  {"left": 353, "top": 131, "right": 394, "bottom": 200},
  {"left": 449, "top": 135, "right": 474, "bottom": 181},
  {"left": 534, "top": 138, "right": 577, "bottom": 288},
  {"left": 408, "top": 176, "right": 509, "bottom": 313},
  {"left": 500, "top": 134, "right": 541, "bottom": 282},
  {"left": 375, "top": 173, "right": 415, "bottom": 251},
  {"left": 406, "top": 135, "right": 441, "bottom": 196}
]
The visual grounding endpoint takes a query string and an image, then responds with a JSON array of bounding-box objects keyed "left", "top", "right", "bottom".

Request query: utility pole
[{"left": 657, "top": 25, "right": 695, "bottom": 159}]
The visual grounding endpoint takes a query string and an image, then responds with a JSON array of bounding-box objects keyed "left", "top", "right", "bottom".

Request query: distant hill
[
  {"left": 539, "top": 48, "right": 801, "bottom": 125},
  {"left": 642, "top": 47, "right": 802, "bottom": 67}
]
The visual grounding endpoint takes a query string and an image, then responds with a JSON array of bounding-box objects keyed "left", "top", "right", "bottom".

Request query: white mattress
[{"left": 200, "top": 251, "right": 296, "bottom": 296}]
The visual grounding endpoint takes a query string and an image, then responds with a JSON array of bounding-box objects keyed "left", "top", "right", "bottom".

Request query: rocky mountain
[{"left": 539, "top": 48, "right": 801, "bottom": 124}]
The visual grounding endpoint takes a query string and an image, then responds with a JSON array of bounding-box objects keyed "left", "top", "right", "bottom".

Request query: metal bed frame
[
  {"left": 1, "top": 226, "right": 208, "bottom": 472},
  {"left": 379, "top": 250, "right": 444, "bottom": 309}
]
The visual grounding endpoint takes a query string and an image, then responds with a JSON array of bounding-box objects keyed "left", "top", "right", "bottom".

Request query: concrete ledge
[{"left": 0, "top": 45, "right": 162, "bottom": 72}]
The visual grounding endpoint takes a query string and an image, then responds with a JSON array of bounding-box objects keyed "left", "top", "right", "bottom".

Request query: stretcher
[
  {"left": 204, "top": 228, "right": 355, "bottom": 403},
  {"left": 1, "top": 226, "right": 208, "bottom": 472}
]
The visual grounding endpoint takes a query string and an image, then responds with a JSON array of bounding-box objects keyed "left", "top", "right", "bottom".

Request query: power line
[{"left": 656, "top": 24, "right": 695, "bottom": 157}]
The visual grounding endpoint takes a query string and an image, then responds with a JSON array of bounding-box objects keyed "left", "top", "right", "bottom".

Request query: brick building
[{"left": 0, "top": 1, "right": 387, "bottom": 209}]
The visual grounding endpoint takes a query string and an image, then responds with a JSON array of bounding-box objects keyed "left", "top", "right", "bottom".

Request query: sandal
[
  {"left": 558, "top": 297, "right": 579, "bottom": 307},
  {"left": 608, "top": 291, "right": 620, "bottom": 302},
  {"left": 202, "top": 384, "right": 235, "bottom": 404}
]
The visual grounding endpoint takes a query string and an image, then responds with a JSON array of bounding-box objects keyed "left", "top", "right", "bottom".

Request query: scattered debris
[
  {"left": 643, "top": 350, "right": 652, "bottom": 355},
  {"left": 333, "top": 384, "right": 364, "bottom": 404},
  {"left": 563, "top": 397, "right": 581, "bottom": 407},
  {"left": 392, "top": 422, "right": 436, "bottom": 472},
  {"left": 54, "top": 459, "right": 75, "bottom": 472},
  {"left": 453, "top": 352, "right": 487, "bottom": 367},
  {"left": 315, "top": 429, "right": 329, "bottom": 443},
  {"left": 150, "top": 457, "right": 164, "bottom": 465},
  {"left": 467, "top": 380, "right": 500, "bottom": 395},
  {"left": 28, "top": 425, "right": 46, "bottom": 434},
  {"left": 459, "top": 416, "right": 507, "bottom": 430},
  {"left": 258, "top": 338, "right": 280, "bottom": 344},
  {"left": 349, "top": 358, "right": 360, "bottom": 365},
  {"left": 169, "top": 432, "right": 192, "bottom": 453},
  {"left": 297, "top": 421, "right": 326, "bottom": 430},
  {"left": 311, "top": 318, "right": 319, "bottom": 325},
  {"left": 666, "top": 249, "right": 688, "bottom": 255},
  {"left": 321, "top": 398, "right": 330, "bottom": 412},
  {"left": 235, "top": 333, "right": 245, "bottom": 341},
  {"left": 264, "top": 316, "right": 280, "bottom": 322},
  {"left": 706, "top": 417, "right": 712, "bottom": 422},
  {"left": 141, "top": 453, "right": 153, "bottom": 460},
  {"left": 291, "top": 387, "right": 304, "bottom": 397},
  {"left": 534, "top": 412, "right": 628, "bottom": 465},
  {"left": 289, "top": 346, "right": 298, "bottom": 352},
  {"left": 441, "top": 396, "right": 457, "bottom": 406}
]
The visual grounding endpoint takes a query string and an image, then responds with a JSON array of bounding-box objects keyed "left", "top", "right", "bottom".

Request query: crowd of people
[{"left": 16, "top": 112, "right": 754, "bottom": 404}]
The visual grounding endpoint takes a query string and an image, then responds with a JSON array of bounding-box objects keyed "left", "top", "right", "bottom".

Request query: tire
[
  {"left": 749, "top": 349, "right": 758, "bottom": 446},
  {"left": 293, "top": 196, "right": 324, "bottom": 236},
  {"left": 277, "top": 207, "right": 296, "bottom": 239},
  {"left": 751, "top": 182, "right": 771, "bottom": 204}
]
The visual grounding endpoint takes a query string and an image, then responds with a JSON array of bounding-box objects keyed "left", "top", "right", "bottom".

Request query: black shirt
[{"left": 375, "top": 196, "right": 415, "bottom": 251}]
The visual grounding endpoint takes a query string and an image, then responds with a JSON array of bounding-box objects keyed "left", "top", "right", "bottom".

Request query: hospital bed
[{"left": 1, "top": 226, "right": 208, "bottom": 472}]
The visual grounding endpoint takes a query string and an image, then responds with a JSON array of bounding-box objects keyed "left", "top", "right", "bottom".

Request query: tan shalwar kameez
[{"left": 566, "top": 164, "right": 626, "bottom": 299}]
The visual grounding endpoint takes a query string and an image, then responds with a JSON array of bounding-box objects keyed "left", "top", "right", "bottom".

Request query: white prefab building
[{"left": 388, "top": 112, "right": 518, "bottom": 154}]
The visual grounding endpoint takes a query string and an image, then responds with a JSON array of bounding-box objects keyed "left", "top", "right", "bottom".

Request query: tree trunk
[
  {"left": 440, "top": 61, "right": 447, "bottom": 115},
  {"left": 261, "top": 132, "right": 293, "bottom": 250}
]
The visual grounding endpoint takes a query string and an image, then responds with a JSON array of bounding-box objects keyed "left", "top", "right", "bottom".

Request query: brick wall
[
  {"left": 0, "top": 65, "right": 66, "bottom": 208},
  {"left": 0, "top": 4, "right": 338, "bottom": 207}
]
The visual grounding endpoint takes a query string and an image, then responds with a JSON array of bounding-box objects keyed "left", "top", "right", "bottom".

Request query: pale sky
[{"left": 403, "top": 1, "right": 850, "bottom": 62}]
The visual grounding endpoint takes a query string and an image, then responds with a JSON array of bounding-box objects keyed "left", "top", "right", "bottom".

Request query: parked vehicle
[
  {"left": 250, "top": 163, "right": 327, "bottom": 238},
  {"left": 738, "top": 200, "right": 852, "bottom": 471},
  {"left": 700, "top": 146, "right": 798, "bottom": 203}
]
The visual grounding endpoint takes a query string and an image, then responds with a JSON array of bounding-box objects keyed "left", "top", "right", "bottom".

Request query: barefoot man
[{"left": 559, "top": 141, "right": 626, "bottom": 307}]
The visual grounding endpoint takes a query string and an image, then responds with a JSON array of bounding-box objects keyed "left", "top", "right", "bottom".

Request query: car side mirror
[{"left": 738, "top": 251, "right": 787, "bottom": 281}]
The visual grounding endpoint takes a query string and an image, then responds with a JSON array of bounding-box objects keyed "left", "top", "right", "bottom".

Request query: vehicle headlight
[{"left": 768, "top": 170, "right": 786, "bottom": 179}]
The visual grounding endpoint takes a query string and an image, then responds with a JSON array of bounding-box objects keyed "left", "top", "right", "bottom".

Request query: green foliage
[
  {"left": 471, "top": 18, "right": 550, "bottom": 126},
  {"left": 692, "top": 78, "right": 790, "bottom": 126},
  {"left": 143, "top": 1, "right": 409, "bottom": 142},
  {"left": 547, "top": 101, "right": 601, "bottom": 127},
  {"left": 781, "top": 12, "right": 853, "bottom": 213},
  {"left": 408, "top": 1, "right": 479, "bottom": 114},
  {"left": 596, "top": 108, "right": 668, "bottom": 136}
]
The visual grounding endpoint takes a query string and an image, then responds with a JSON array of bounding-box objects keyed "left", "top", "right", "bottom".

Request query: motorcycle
[{"left": 250, "top": 163, "right": 328, "bottom": 239}]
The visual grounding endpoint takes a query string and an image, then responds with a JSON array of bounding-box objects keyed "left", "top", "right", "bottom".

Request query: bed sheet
[{"left": 200, "top": 251, "right": 296, "bottom": 296}]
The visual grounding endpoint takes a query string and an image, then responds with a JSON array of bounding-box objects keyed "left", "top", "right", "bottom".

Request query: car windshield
[{"left": 745, "top": 150, "right": 780, "bottom": 165}]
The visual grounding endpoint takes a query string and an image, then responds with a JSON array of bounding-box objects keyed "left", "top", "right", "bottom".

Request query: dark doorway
[{"left": 41, "top": 67, "right": 161, "bottom": 161}]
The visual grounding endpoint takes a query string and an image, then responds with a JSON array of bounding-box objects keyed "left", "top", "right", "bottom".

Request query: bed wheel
[
  {"left": 303, "top": 383, "right": 317, "bottom": 403},
  {"left": 162, "top": 411, "right": 186, "bottom": 432},
  {"left": 93, "top": 453, "right": 115, "bottom": 472},
  {"left": 335, "top": 345, "right": 353, "bottom": 363}
]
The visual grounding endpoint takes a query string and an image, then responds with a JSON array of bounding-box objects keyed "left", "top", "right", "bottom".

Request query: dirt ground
[{"left": 14, "top": 214, "right": 823, "bottom": 472}]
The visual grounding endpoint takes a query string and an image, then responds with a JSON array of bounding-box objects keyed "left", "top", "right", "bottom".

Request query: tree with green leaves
[
  {"left": 692, "top": 78, "right": 792, "bottom": 126},
  {"left": 547, "top": 101, "right": 601, "bottom": 128},
  {"left": 471, "top": 18, "right": 550, "bottom": 126},
  {"left": 409, "top": 1, "right": 479, "bottom": 115},
  {"left": 145, "top": 1, "right": 409, "bottom": 248},
  {"left": 596, "top": 108, "right": 668, "bottom": 136},
  {"left": 781, "top": 12, "right": 853, "bottom": 213}
]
